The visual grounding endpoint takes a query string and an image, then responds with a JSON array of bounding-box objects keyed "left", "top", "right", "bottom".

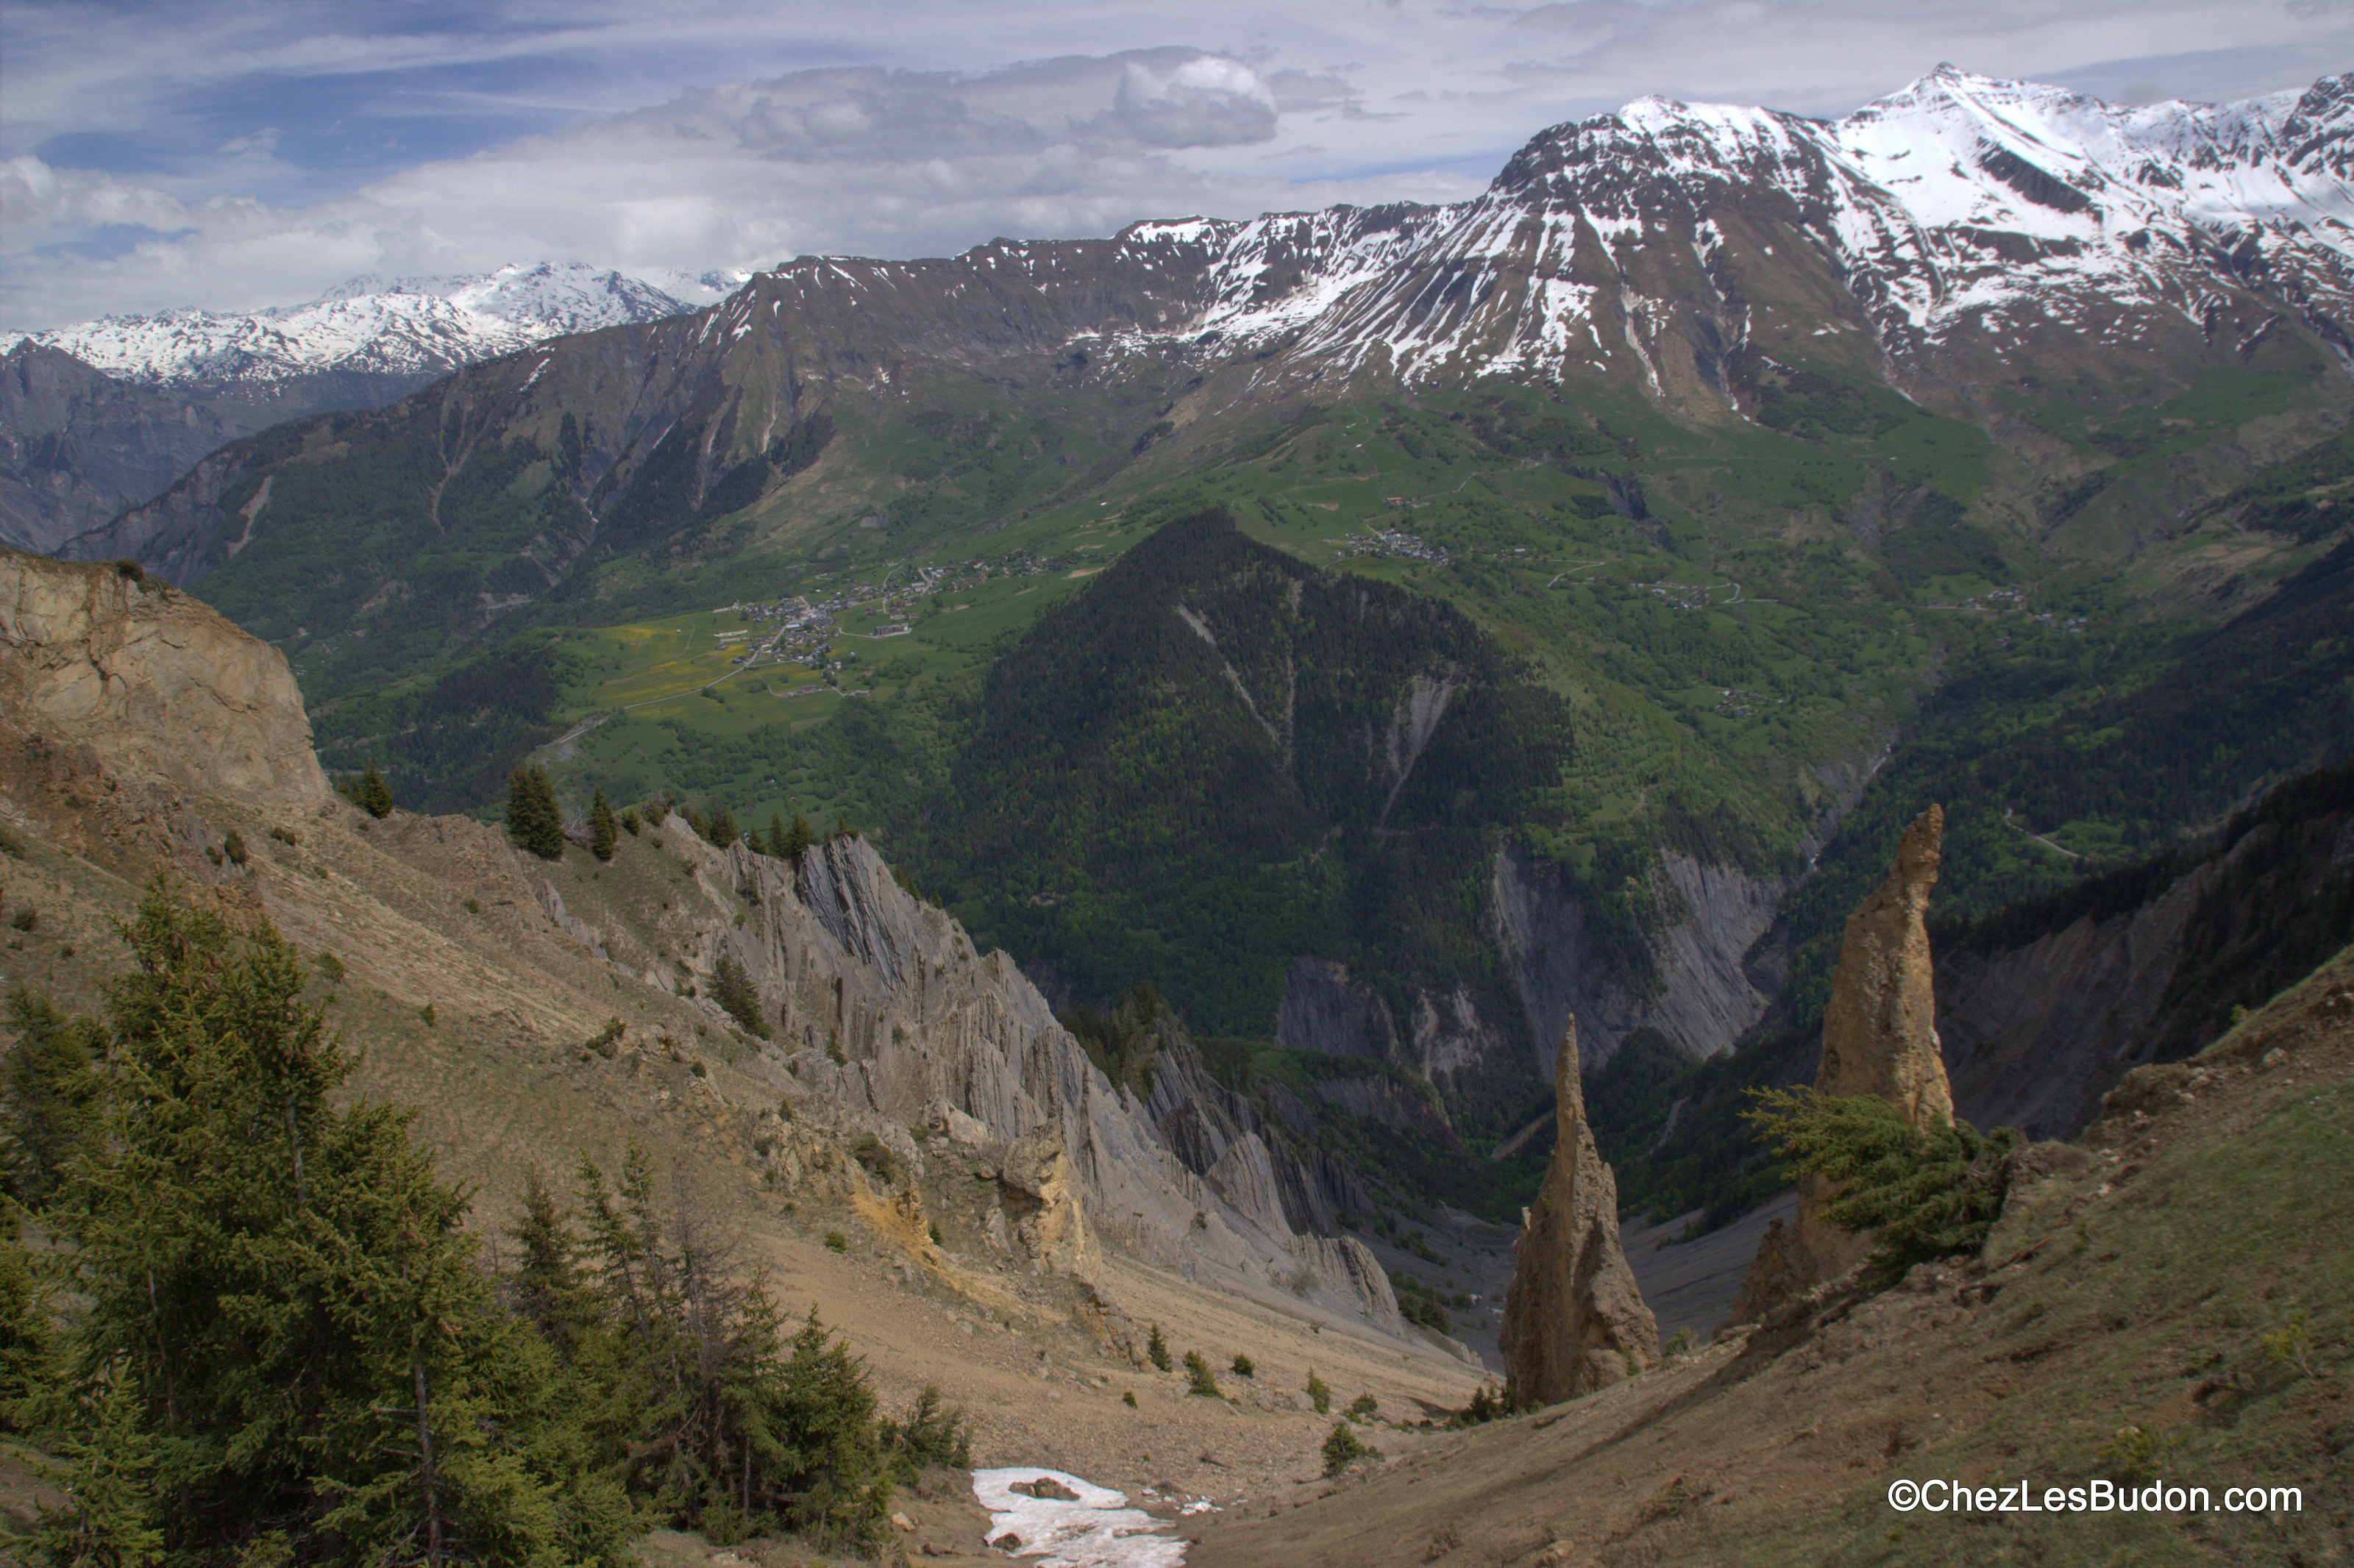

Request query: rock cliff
[
  {"left": 1940, "top": 775, "right": 2354, "bottom": 1139},
  {"left": 1726, "top": 805, "right": 1955, "bottom": 1324},
  {"left": 1497, "top": 1016, "right": 1659, "bottom": 1405},
  {"left": 1, "top": 343, "right": 257, "bottom": 555},
  {"left": 0, "top": 549, "right": 329, "bottom": 891},
  {"left": 1491, "top": 841, "right": 1787, "bottom": 1075},
  {"left": 699, "top": 833, "right": 1406, "bottom": 1336},
  {"left": 0, "top": 549, "right": 327, "bottom": 813}
]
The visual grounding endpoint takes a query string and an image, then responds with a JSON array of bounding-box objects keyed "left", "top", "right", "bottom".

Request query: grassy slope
[{"left": 1184, "top": 943, "right": 2354, "bottom": 1568}]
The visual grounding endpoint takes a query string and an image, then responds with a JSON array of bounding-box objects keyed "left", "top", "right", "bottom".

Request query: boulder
[{"left": 1498, "top": 1015, "right": 1660, "bottom": 1405}]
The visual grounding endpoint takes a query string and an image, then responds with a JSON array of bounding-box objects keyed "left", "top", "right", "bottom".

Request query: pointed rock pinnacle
[{"left": 1498, "top": 1014, "right": 1660, "bottom": 1405}]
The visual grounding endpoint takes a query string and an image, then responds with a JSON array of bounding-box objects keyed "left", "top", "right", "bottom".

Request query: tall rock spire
[
  {"left": 1725, "top": 805, "right": 1957, "bottom": 1324},
  {"left": 1816, "top": 803, "right": 1955, "bottom": 1129},
  {"left": 1498, "top": 1014, "right": 1660, "bottom": 1406}
]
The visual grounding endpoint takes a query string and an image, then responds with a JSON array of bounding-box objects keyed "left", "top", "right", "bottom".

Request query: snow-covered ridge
[
  {"left": 2, "top": 263, "right": 749, "bottom": 390},
  {"left": 1122, "top": 67, "right": 2353, "bottom": 385}
]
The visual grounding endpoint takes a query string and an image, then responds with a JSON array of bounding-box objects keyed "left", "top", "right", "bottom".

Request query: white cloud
[{"left": 1, "top": 1, "right": 2344, "bottom": 329}]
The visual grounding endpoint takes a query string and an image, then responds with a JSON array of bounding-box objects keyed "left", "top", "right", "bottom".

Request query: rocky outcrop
[
  {"left": 699, "top": 833, "right": 1408, "bottom": 1338},
  {"left": 1938, "top": 783, "right": 2354, "bottom": 1140},
  {"left": 998, "top": 1120, "right": 1103, "bottom": 1278},
  {"left": 1726, "top": 805, "right": 1955, "bottom": 1325},
  {"left": 0, "top": 549, "right": 329, "bottom": 816},
  {"left": 1491, "top": 841, "right": 1785, "bottom": 1075},
  {"left": 1816, "top": 805, "right": 1954, "bottom": 1127},
  {"left": 1498, "top": 1016, "right": 1660, "bottom": 1405},
  {"left": 1145, "top": 1039, "right": 1383, "bottom": 1240},
  {"left": 1274, "top": 957, "right": 1398, "bottom": 1061}
]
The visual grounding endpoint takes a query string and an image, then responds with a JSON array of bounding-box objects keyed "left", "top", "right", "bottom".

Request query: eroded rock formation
[
  {"left": 1498, "top": 1015, "right": 1660, "bottom": 1405},
  {"left": 1726, "top": 804, "right": 1956, "bottom": 1324},
  {"left": 0, "top": 549, "right": 327, "bottom": 812},
  {"left": 701, "top": 833, "right": 1407, "bottom": 1336},
  {"left": 998, "top": 1120, "right": 1102, "bottom": 1278}
]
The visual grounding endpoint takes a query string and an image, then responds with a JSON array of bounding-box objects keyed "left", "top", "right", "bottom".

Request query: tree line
[{"left": 502, "top": 767, "right": 822, "bottom": 867}]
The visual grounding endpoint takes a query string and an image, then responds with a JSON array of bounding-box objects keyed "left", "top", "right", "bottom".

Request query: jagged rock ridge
[{"left": 691, "top": 833, "right": 1405, "bottom": 1335}]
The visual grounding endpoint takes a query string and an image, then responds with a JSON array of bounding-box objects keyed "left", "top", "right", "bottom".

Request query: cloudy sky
[{"left": 1, "top": 0, "right": 2343, "bottom": 329}]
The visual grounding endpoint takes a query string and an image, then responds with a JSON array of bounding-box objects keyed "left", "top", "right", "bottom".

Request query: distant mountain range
[
  {"left": 1, "top": 263, "right": 744, "bottom": 550},
  {"left": 2, "top": 263, "right": 746, "bottom": 391}
]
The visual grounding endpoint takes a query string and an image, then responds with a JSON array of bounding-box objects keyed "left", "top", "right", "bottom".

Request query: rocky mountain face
[
  {"left": 0, "top": 345, "right": 260, "bottom": 554},
  {"left": 1939, "top": 764, "right": 2354, "bottom": 1139},
  {"left": 679, "top": 832, "right": 1406, "bottom": 1333},
  {"left": 70, "top": 70, "right": 2350, "bottom": 594}
]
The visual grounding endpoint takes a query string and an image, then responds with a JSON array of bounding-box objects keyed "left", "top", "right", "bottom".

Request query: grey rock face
[
  {"left": 1939, "top": 804, "right": 2354, "bottom": 1140},
  {"left": 1274, "top": 956, "right": 1398, "bottom": 1061},
  {"left": 1498, "top": 1016, "right": 1660, "bottom": 1405},
  {"left": 1, "top": 344, "right": 255, "bottom": 555},
  {"left": 1491, "top": 840, "right": 1785, "bottom": 1075},
  {"left": 705, "top": 833, "right": 1407, "bottom": 1336}
]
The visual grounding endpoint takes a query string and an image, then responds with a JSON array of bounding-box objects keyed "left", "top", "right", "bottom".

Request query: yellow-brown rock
[
  {"left": 1498, "top": 1014, "right": 1660, "bottom": 1405},
  {"left": 0, "top": 549, "right": 328, "bottom": 811},
  {"left": 1725, "top": 805, "right": 1956, "bottom": 1325}
]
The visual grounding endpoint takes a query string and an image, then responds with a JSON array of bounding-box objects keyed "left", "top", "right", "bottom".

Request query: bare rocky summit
[
  {"left": 1497, "top": 1015, "right": 1659, "bottom": 1405},
  {"left": 1726, "top": 804, "right": 1957, "bottom": 1324}
]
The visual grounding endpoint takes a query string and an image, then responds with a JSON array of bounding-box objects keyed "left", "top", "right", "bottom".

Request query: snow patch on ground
[{"left": 972, "top": 1467, "right": 1191, "bottom": 1567}]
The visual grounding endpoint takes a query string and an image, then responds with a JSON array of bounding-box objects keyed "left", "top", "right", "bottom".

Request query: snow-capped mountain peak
[
  {"left": 4, "top": 263, "right": 750, "bottom": 390},
  {"left": 1118, "top": 68, "right": 2352, "bottom": 389}
]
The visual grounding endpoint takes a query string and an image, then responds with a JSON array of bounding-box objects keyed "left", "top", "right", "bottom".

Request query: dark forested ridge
[{"left": 895, "top": 509, "right": 1576, "bottom": 1133}]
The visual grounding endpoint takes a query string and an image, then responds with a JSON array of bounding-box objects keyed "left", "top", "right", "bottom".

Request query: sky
[{"left": 2, "top": 1, "right": 2344, "bottom": 330}]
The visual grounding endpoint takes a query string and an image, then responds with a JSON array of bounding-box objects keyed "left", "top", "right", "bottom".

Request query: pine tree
[
  {"left": 358, "top": 765, "right": 395, "bottom": 819},
  {"left": 0, "top": 985, "right": 102, "bottom": 1207},
  {"left": 54, "top": 880, "right": 630, "bottom": 1564},
  {"left": 508, "top": 766, "right": 563, "bottom": 859},
  {"left": 708, "top": 809, "right": 739, "bottom": 849},
  {"left": 781, "top": 813, "right": 814, "bottom": 864},
  {"left": 571, "top": 1146, "right": 890, "bottom": 1547},
  {"left": 769, "top": 812, "right": 790, "bottom": 861},
  {"left": 0, "top": 1219, "right": 47, "bottom": 1430},
  {"left": 590, "top": 788, "right": 618, "bottom": 862},
  {"left": 711, "top": 953, "right": 769, "bottom": 1039}
]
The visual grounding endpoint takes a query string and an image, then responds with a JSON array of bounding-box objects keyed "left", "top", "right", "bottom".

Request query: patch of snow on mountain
[
  {"left": 1123, "top": 68, "right": 2350, "bottom": 384},
  {"left": 972, "top": 1468, "right": 1189, "bottom": 1567}
]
